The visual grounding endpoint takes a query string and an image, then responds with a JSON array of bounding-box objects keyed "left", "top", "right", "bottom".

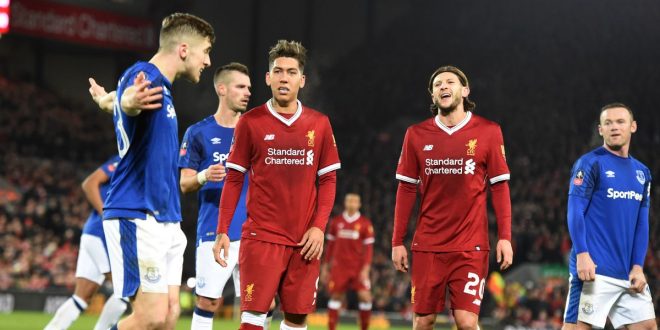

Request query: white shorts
[
  {"left": 195, "top": 240, "right": 241, "bottom": 299},
  {"left": 103, "top": 215, "right": 187, "bottom": 298},
  {"left": 75, "top": 234, "right": 110, "bottom": 285},
  {"left": 565, "top": 273, "right": 656, "bottom": 328}
]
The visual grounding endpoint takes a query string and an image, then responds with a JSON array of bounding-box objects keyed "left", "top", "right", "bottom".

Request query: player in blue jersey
[
  {"left": 99, "top": 13, "right": 215, "bottom": 330},
  {"left": 178, "top": 62, "right": 253, "bottom": 329},
  {"left": 45, "top": 156, "right": 128, "bottom": 330},
  {"left": 563, "top": 103, "right": 656, "bottom": 330}
]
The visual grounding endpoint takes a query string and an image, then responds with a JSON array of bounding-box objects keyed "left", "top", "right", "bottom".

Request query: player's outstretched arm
[
  {"left": 88, "top": 78, "right": 115, "bottom": 114},
  {"left": 120, "top": 71, "right": 163, "bottom": 116},
  {"left": 81, "top": 167, "right": 111, "bottom": 215},
  {"left": 212, "top": 233, "right": 230, "bottom": 267},
  {"left": 179, "top": 164, "right": 226, "bottom": 193}
]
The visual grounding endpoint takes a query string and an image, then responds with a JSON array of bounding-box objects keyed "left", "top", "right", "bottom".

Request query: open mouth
[
  {"left": 440, "top": 93, "right": 451, "bottom": 100},
  {"left": 278, "top": 87, "right": 290, "bottom": 93}
]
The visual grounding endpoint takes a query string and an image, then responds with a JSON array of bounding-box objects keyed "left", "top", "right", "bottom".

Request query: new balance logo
[
  {"left": 264, "top": 134, "right": 275, "bottom": 141},
  {"left": 423, "top": 145, "right": 434, "bottom": 151}
]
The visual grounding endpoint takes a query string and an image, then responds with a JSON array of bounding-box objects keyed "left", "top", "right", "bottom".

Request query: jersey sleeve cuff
[
  {"left": 318, "top": 163, "right": 341, "bottom": 176},
  {"left": 490, "top": 173, "right": 510, "bottom": 184},
  {"left": 226, "top": 162, "right": 247, "bottom": 173},
  {"left": 396, "top": 174, "right": 420, "bottom": 184},
  {"left": 326, "top": 234, "right": 335, "bottom": 241},
  {"left": 363, "top": 237, "right": 375, "bottom": 245}
]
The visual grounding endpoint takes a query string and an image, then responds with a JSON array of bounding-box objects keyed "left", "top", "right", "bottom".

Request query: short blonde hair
[{"left": 159, "top": 13, "right": 215, "bottom": 51}]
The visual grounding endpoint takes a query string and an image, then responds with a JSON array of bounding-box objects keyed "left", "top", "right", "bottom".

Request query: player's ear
[
  {"left": 299, "top": 74, "right": 306, "bottom": 89},
  {"left": 598, "top": 124, "right": 604, "bottom": 136},
  {"left": 217, "top": 83, "right": 226, "bottom": 97},
  {"left": 630, "top": 120, "right": 637, "bottom": 133},
  {"left": 462, "top": 86, "right": 470, "bottom": 98},
  {"left": 265, "top": 71, "right": 271, "bottom": 86},
  {"left": 179, "top": 43, "right": 189, "bottom": 60}
]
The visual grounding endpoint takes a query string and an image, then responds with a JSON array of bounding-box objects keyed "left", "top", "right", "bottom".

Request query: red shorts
[
  {"left": 411, "top": 250, "right": 488, "bottom": 315},
  {"left": 239, "top": 238, "right": 320, "bottom": 314},
  {"left": 328, "top": 267, "right": 370, "bottom": 294}
]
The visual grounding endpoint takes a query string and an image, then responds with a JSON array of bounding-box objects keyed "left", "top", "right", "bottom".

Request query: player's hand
[
  {"left": 298, "top": 227, "right": 324, "bottom": 260},
  {"left": 212, "top": 233, "right": 230, "bottom": 267},
  {"left": 576, "top": 252, "right": 597, "bottom": 281},
  {"left": 629, "top": 265, "right": 647, "bottom": 293},
  {"left": 205, "top": 164, "right": 226, "bottom": 182},
  {"left": 496, "top": 239, "right": 513, "bottom": 271},
  {"left": 391, "top": 245, "right": 409, "bottom": 272},
  {"left": 121, "top": 71, "right": 163, "bottom": 113},
  {"left": 88, "top": 78, "right": 115, "bottom": 114}
]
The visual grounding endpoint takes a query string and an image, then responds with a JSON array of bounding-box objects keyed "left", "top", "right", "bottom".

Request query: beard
[
  {"left": 435, "top": 95, "right": 462, "bottom": 115},
  {"left": 606, "top": 141, "right": 623, "bottom": 151}
]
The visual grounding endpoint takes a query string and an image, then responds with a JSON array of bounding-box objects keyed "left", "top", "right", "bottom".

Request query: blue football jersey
[
  {"left": 179, "top": 116, "right": 248, "bottom": 243},
  {"left": 104, "top": 62, "right": 182, "bottom": 222},
  {"left": 568, "top": 147, "right": 652, "bottom": 280},
  {"left": 82, "top": 155, "right": 121, "bottom": 241}
]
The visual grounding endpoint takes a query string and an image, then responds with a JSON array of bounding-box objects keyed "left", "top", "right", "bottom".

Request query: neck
[
  {"left": 149, "top": 52, "right": 178, "bottom": 83},
  {"left": 438, "top": 107, "right": 467, "bottom": 126},
  {"left": 271, "top": 98, "right": 298, "bottom": 114},
  {"left": 214, "top": 101, "right": 240, "bottom": 128},
  {"left": 603, "top": 143, "right": 630, "bottom": 158},
  {"left": 345, "top": 210, "right": 358, "bottom": 217}
]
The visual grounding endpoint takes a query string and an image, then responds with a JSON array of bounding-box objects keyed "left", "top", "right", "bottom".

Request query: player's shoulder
[
  {"left": 407, "top": 117, "right": 436, "bottom": 133},
  {"left": 302, "top": 105, "right": 327, "bottom": 118},
  {"left": 360, "top": 215, "right": 374, "bottom": 224},
  {"left": 240, "top": 103, "right": 270, "bottom": 122},
  {"left": 574, "top": 147, "right": 607, "bottom": 168},
  {"left": 629, "top": 154, "right": 651, "bottom": 174},
  {"left": 470, "top": 113, "right": 502, "bottom": 131}
]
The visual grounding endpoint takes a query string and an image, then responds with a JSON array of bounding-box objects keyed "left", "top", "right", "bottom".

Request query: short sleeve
[
  {"left": 100, "top": 155, "right": 120, "bottom": 177},
  {"left": 317, "top": 117, "right": 341, "bottom": 176},
  {"left": 226, "top": 117, "right": 252, "bottom": 173},
  {"left": 395, "top": 128, "right": 420, "bottom": 184},
  {"left": 486, "top": 125, "right": 510, "bottom": 184},
  {"left": 178, "top": 127, "right": 203, "bottom": 171},
  {"left": 568, "top": 157, "right": 598, "bottom": 198}
]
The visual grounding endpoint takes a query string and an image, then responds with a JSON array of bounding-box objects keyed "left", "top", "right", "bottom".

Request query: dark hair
[
  {"left": 159, "top": 13, "right": 215, "bottom": 49},
  {"left": 213, "top": 62, "right": 249, "bottom": 86},
  {"left": 428, "top": 65, "right": 476, "bottom": 115},
  {"left": 600, "top": 102, "right": 634, "bottom": 121},
  {"left": 268, "top": 40, "right": 307, "bottom": 72}
]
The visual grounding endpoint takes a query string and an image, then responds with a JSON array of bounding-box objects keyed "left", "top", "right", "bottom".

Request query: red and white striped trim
[
  {"left": 318, "top": 163, "right": 341, "bottom": 176},
  {"left": 226, "top": 162, "right": 247, "bottom": 173},
  {"left": 396, "top": 173, "right": 420, "bottom": 184}
]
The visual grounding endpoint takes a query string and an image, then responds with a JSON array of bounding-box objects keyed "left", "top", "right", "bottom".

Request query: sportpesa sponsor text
[{"left": 606, "top": 188, "right": 643, "bottom": 201}]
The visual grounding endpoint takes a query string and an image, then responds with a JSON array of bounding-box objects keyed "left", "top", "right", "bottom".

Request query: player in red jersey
[
  {"left": 212, "top": 40, "right": 340, "bottom": 330},
  {"left": 322, "top": 193, "right": 374, "bottom": 330},
  {"left": 391, "top": 66, "right": 513, "bottom": 330}
]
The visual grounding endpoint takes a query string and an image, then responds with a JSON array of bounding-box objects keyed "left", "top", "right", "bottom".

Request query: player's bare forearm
[
  {"left": 180, "top": 168, "right": 202, "bottom": 193},
  {"left": 81, "top": 168, "right": 110, "bottom": 215},
  {"left": 88, "top": 78, "right": 114, "bottom": 114}
]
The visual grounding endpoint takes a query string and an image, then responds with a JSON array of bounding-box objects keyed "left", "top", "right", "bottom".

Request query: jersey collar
[
  {"left": 266, "top": 99, "right": 303, "bottom": 127},
  {"left": 434, "top": 111, "right": 472, "bottom": 135},
  {"left": 342, "top": 211, "right": 361, "bottom": 223}
]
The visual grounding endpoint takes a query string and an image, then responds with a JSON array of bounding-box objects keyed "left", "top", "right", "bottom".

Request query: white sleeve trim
[
  {"left": 490, "top": 173, "right": 510, "bottom": 184},
  {"left": 326, "top": 234, "right": 335, "bottom": 241},
  {"left": 318, "top": 163, "right": 341, "bottom": 176},
  {"left": 363, "top": 237, "right": 375, "bottom": 245},
  {"left": 226, "top": 162, "right": 247, "bottom": 173},
  {"left": 396, "top": 174, "right": 420, "bottom": 184}
]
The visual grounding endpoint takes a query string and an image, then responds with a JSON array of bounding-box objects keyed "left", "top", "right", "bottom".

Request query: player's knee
[
  {"left": 196, "top": 295, "right": 220, "bottom": 311},
  {"left": 413, "top": 314, "right": 435, "bottom": 330},
  {"left": 135, "top": 311, "right": 168, "bottom": 329},
  {"left": 168, "top": 301, "right": 181, "bottom": 321},
  {"left": 454, "top": 316, "right": 478, "bottom": 330},
  {"left": 283, "top": 312, "right": 306, "bottom": 326},
  {"left": 241, "top": 311, "right": 267, "bottom": 327}
]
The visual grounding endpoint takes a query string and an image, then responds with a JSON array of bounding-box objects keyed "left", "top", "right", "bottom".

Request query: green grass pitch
[{"left": 0, "top": 311, "right": 440, "bottom": 329}]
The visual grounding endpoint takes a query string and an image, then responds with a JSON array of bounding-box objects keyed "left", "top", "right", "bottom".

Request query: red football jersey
[
  {"left": 396, "top": 112, "right": 509, "bottom": 252},
  {"left": 226, "top": 101, "right": 341, "bottom": 246},
  {"left": 326, "top": 212, "right": 375, "bottom": 269}
]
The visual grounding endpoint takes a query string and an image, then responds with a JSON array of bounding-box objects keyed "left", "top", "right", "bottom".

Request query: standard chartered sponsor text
[{"left": 266, "top": 148, "right": 309, "bottom": 165}]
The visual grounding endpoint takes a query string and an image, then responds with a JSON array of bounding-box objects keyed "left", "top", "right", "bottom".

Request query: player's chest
[
  {"left": 416, "top": 132, "right": 487, "bottom": 170},
  {"left": 596, "top": 163, "right": 647, "bottom": 197},
  {"left": 200, "top": 131, "right": 232, "bottom": 164},
  {"left": 336, "top": 221, "right": 362, "bottom": 240}
]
